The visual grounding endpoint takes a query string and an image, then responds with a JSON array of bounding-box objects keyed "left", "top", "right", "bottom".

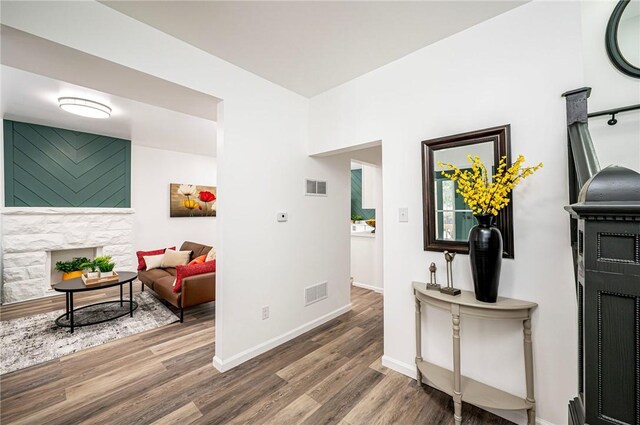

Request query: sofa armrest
[{"left": 181, "top": 272, "right": 216, "bottom": 308}]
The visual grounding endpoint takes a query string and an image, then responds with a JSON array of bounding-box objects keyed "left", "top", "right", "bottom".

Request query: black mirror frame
[
  {"left": 421, "top": 124, "right": 515, "bottom": 259},
  {"left": 605, "top": 0, "right": 640, "bottom": 79}
]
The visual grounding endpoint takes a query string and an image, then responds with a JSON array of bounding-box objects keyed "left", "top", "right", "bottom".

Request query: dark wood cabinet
[{"left": 565, "top": 166, "right": 640, "bottom": 425}]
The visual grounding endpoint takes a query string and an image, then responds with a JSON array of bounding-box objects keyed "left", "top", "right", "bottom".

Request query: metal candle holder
[{"left": 439, "top": 251, "right": 461, "bottom": 296}]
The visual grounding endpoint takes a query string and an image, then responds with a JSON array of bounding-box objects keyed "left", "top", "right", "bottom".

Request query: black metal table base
[{"left": 55, "top": 300, "right": 139, "bottom": 330}]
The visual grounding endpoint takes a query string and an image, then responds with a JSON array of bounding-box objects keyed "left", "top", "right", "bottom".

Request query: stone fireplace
[{"left": 1, "top": 208, "right": 135, "bottom": 304}]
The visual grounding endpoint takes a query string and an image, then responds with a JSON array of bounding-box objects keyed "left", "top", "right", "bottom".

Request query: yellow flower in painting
[
  {"left": 181, "top": 199, "right": 199, "bottom": 210},
  {"left": 437, "top": 154, "right": 543, "bottom": 216}
]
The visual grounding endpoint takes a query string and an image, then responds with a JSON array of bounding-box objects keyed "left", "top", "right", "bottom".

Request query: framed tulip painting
[{"left": 170, "top": 183, "right": 217, "bottom": 217}]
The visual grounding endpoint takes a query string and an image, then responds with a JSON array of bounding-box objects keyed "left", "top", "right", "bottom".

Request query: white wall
[
  {"left": 131, "top": 145, "right": 217, "bottom": 251},
  {"left": 310, "top": 2, "right": 586, "bottom": 424},
  {"left": 580, "top": 0, "right": 640, "bottom": 172},
  {"left": 1, "top": 1, "right": 351, "bottom": 373}
]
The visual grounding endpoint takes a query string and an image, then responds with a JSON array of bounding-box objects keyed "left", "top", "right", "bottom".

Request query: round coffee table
[{"left": 52, "top": 272, "right": 138, "bottom": 333}]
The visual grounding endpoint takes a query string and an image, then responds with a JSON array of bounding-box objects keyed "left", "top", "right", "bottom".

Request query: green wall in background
[
  {"left": 350, "top": 169, "right": 375, "bottom": 220},
  {"left": 4, "top": 120, "right": 131, "bottom": 208}
]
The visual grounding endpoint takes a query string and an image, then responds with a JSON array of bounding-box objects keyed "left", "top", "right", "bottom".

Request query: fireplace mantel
[
  {"left": 1, "top": 208, "right": 136, "bottom": 304},
  {"left": 1, "top": 207, "right": 135, "bottom": 215}
]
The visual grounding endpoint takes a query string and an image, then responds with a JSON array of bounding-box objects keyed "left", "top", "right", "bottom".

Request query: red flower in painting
[{"left": 199, "top": 191, "right": 216, "bottom": 203}]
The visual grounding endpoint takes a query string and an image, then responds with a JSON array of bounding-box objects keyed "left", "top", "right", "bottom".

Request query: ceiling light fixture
[{"left": 58, "top": 97, "right": 112, "bottom": 119}]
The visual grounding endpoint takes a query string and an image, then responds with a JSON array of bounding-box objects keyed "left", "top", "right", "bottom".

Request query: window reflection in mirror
[{"left": 432, "top": 141, "right": 494, "bottom": 241}]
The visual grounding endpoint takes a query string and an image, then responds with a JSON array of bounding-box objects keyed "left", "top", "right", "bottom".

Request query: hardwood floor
[{"left": 1, "top": 285, "right": 514, "bottom": 424}]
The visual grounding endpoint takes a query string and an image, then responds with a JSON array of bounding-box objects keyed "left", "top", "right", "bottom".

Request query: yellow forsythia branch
[{"left": 437, "top": 155, "right": 543, "bottom": 216}]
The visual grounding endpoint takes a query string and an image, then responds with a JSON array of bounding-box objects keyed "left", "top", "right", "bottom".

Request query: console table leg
[
  {"left": 452, "top": 305, "right": 462, "bottom": 425},
  {"left": 524, "top": 316, "right": 536, "bottom": 425},
  {"left": 415, "top": 296, "right": 423, "bottom": 384}
]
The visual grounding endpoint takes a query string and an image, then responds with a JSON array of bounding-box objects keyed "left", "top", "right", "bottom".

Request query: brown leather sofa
[{"left": 138, "top": 241, "right": 215, "bottom": 322}]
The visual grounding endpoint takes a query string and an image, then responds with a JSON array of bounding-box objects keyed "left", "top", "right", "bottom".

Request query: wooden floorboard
[{"left": 1, "top": 285, "right": 514, "bottom": 424}]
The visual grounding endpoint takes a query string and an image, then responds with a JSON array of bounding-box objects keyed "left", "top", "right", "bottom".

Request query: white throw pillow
[
  {"left": 144, "top": 254, "right": 165, "bottom": 271},
  {"left": 205, "top": 248, "right": 216, "bottom": 262},
  {"left": 161, "top": 249, "right": 191, "bottom": 268}
]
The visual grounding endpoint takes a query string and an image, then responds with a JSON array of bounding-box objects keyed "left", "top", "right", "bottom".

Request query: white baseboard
[
  {"left": 381, "top": 355, "right": 416, "bottom": 377},
  {"left": 352, "top": 281, "right": 384, "bottom": 294},
  {"left": 213, "top": 303, "right": 352, "bottom": 373},
  {"left": 381, "top": 354, "right": 557, "bottom": 425}
]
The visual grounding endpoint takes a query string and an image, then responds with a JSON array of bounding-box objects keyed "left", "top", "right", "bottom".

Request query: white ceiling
[
  {"left": 1, "top": 66, "right": 217, "bottom": 157},
  {"left": 103, "top": 1, "right": 526, "bottom": 97}
]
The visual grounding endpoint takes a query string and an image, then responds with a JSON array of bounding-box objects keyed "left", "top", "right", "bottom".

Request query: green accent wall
[
  {"left": 350, "top": 169, "right": 375, "bottom": 220},
  {"left": 4, "top": 120, "right": 131, "bottom": 207}
]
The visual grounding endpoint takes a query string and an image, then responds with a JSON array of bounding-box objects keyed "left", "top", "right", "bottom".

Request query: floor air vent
[{"left": 305, "top": 281, "right": 328, "bottom": 306}]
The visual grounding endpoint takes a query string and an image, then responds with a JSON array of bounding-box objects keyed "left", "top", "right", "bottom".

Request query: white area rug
[{"left": 1, "top": 291, "right": 178, "bottom": 374}]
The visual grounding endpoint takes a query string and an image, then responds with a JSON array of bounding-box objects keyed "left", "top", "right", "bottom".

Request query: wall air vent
[
  {"left": 305, "top": 281, "right": 328, "bottom": 306},
  {"left": 305, "top": 179, "right": 327, "bottom": 196}
]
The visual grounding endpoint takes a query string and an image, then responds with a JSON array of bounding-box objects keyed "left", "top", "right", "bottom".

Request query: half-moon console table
[{"left": 412, "top": 281, "right": 537, "bottom": 425}]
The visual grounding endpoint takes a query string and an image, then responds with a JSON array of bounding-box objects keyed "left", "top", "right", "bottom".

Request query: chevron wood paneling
[
  {"left": 350, "top": 169, "right": 375, "bottom": 220},
  {"left": 4, "top": 120, "right": 131, "bottom": 208}
]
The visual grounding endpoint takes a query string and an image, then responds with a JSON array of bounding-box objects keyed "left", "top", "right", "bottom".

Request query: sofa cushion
[
  {"left": 173, "top": 260, "right": 216, "bottom": 293},
  {"left": 205, "top": 248, "right": 216, "bottom": 262},
  {"left": 136, "top": 246, "right": 175, "bottom": 271},
  {"left": 144, "top": 254, "right": 165, "bottom": 270},
  {"left": 153, "top": 276, "right": 182, "bottom": 308},
  {"left": 188, "top": 255, "right": 207, "bottom": 266},
  {"left": 161, "top": 249, "right": 191, "bottom": 268},
  {"left": 180, "top": 241, "right": 212, "bottom": 260},
  {"left": 138, "top": 268, "right": 174, "bottom": 287}
]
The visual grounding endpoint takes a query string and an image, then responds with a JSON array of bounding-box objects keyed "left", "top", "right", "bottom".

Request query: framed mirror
[
  {"left": 606, "top": 0, "right": 640, "bottom": 78},
  {"left": 421, "top": 124, "right": 514, "bottom": 258}
]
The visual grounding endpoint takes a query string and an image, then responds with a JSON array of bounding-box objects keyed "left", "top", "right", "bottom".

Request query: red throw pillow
[
  {"left": 136, "top": 246, "right": 176, "bottom": 271},
  {"left": 188, "top": 255, "right": 207, "bottom": 266},
  {"left": 173, "top": 260, "right": 216, "bottom": 293}
]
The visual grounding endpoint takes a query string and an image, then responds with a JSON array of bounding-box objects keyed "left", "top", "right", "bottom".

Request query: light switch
[
  {"left": 277, "top": 212, "right": 288, "bottom": 222},
  {"left": 399, "top": 208, "right": 409, "bottom": 222}
]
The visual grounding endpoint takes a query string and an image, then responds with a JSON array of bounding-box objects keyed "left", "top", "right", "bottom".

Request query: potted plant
[
  {"left": 95, "top": 256, "right": 116, "bottom": 277},
  {"left": 366, "top": 218, "right": 376, "bottom": 233},
  {"left": 80, "top": 259, "right": 100, "bottom": 279},
  {"left": 55, "top": 257, "right": 89, "bottom": 280},
  {"left": 351, "top": 214, "right": 363, "bottom": 224}
]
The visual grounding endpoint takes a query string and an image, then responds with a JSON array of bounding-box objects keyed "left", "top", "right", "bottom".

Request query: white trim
[
  {"left": 381, "top": 354, "right": 557, "bottom": 425},
  {"left": 381, "top": 355, "right": 416, "bottom": 377},
  {"left": 352, "top": 281, "right": 383, "bottom": 294},
  {"left": 213, "top": 303, "right": 352, "bottom": 372}
]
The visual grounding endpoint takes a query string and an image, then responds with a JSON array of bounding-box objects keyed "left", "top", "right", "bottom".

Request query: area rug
[{"left": 0, "top": 291, "right": 179, "bottom": 374}]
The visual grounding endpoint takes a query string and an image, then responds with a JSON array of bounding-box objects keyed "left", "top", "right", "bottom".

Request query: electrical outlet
[
  {"left": 277, "top": 212, "right": 288, "bottom": 222},
  {"left": 262, "top": 306, "right": 270, "bottom": 320}
]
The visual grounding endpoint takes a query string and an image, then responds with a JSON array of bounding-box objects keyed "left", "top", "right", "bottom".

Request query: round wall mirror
[{"left": 606, "top": 0, "right": 640, "bottom": 78}]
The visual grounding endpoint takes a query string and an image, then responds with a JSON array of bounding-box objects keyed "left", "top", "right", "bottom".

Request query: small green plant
[
  {"left": 55, "top": 257, "right": 89, "bottom": 273},
  {"left": 351, "top": 214, "right": 363, "bottom": 222},
  {"left": 80, "top": 260, "right": 97, "bottom": 272},
  {"left": 98, "top": 262, "right": 116, "bottom": 272},
  {"left": 94, "top": 256, "right": 115, "bottom": 273}
]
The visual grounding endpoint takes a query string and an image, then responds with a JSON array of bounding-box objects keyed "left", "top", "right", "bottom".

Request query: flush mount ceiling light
[{"left": 58, "top": 97, "right": 112, "bottom": 119}]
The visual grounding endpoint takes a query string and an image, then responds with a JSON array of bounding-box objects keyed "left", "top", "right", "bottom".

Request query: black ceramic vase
[{"left": 468, "top": 214, "right": 503, "bottom": 303}]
